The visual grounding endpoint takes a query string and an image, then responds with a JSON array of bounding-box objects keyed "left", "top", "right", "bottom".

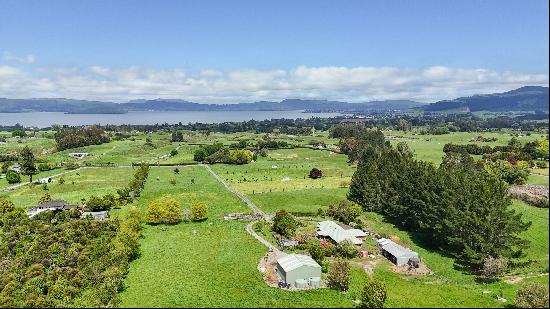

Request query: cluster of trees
[
  {"left": 0, "top": 204, "right": 142, "bottom": 307},
  {"left": 54, "top": 125, "right": 110, "bottom": 151},
  {"left": 348, "top": 133, "right": 530, "bottom": 269},
  {"left": 101, "top": 117, "right": 337, "bottom": 135},
  {"left": 443, "top": 138, "right": 549, "bottom": 161},
  {"left": 0, "top": 154, "right": 17, "bottom": 162},
  {"left": 171, "top": 131, "right": 184, "bottom": 142},
  {"left": 321, "top": 200, "right": 362, "bottom": 225},
  {"left": 193, "top": 143, "right": 254, "bottom": 165},
  {"left": 271, "top": 210, "right": 298, "bottom": 237},
  {"left": 145, "top": 198, "right": 208, "bottom": 224},
  {"left": 256, "top": 139, "right": 290, "bottom": 149}
]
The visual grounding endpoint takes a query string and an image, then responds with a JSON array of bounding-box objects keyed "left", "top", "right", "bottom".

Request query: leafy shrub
[
  {"left": 58, "top": 177, "right": 65, "bottom": 184},
  {"left": 191, "top": 201, "right": 208, "bottom": 221},
  {"left": 145, "top": 197, "right": 182, "bottom": 224},
  {"left": 38, "top": 162, "right": 56, "bottom": 171},
  {"left": 335, "top": 240, "right": 359, "bottom": 258},
  {"left": 5, "top": 170, "right": 21, "bottom": 184},
  {"left": 231, "top": 149, "right": 253, "bottom": 165},
  {"left": 480, "top": 256, "right": 508, "bottom": 282},
  {"left": 327, "top": 200, "right": 362, "bottom": 224},
  {"left": 271, "top": 209, "right": 298, "bottom": 237},
  {"left": 0, "top": 198, "right": 15, "bottom": 217},
  {"left": 327, "top": 257, "right": 350, "bottom": 291},
  {"left": 359, "top": 278, "right": 387, "bottom": 308},
  {"left": 309, "top": 168, "right": 323, "bottom": 179},
  {"left": 514, "top": 283, "right": 549, "bottom": 308},
  {"left": 64, "top": 162, "right": 80, "bottom": 170}
]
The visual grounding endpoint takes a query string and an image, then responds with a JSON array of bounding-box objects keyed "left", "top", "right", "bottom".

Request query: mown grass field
[
  {"left": 211, "top": 148, "right": 354, "bottom": 214},
  {"left": 118, "top": 167, "right": 363, "bottom": 308},
  {"left": 0, "top": 167, "right": 134, "bottom": 209},
  {"left": 384, "top": 131, "right": 547, "bottom": 163}
]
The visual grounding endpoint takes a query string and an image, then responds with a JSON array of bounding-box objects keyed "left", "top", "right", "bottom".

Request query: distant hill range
[
  {"left": 0, "top": 86, "right": 547, "bottom": 114},
  {"left": 423, "top": 86, "right": 549, "bottom": 112},
  {"left": 0, "top": 98, "right": 423, "bottom": 114}
]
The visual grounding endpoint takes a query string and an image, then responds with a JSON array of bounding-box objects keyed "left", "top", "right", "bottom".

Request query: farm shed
[
  {"left": 377, "top": 238, "right": 420, "bottom": 266},
  {"left": 276, "top": 254, "right": 321, "bottom": 287},
  {"left": 317, "top": 220, "right": 367, "bottom": 245}
]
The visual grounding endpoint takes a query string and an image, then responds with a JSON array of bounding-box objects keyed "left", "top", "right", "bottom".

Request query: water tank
[
  {"left": 309, "top": 277, "right": 321, "bottom": 288},
  {"left": 295, "top": 279, "right": 307, "bottom": 289}
]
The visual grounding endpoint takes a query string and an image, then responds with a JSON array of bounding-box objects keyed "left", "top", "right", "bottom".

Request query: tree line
[{"left": 347, "top": 130, "right": 531, "bottom": 269}]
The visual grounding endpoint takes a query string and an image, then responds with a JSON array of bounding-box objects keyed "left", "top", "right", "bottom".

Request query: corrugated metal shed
[
  {"left": 376, "top": 238, "right": 419, "bottom": 266},
  {"left": 317, "top": 220, "right": 367, "bottom": 245},
  {"left": 276, "top": 254, "right": 321, "bottom": 286}
]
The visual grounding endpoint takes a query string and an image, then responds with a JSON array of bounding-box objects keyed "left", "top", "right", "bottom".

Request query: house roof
[
  {"left": 277, "top": 254, "right": 321, "bottom": 273},
  {"left": 377, "top": 238, "right": 419, "bottom": 259},
  {"left": 35, "top": 200, "right": 77, "bottom": 210},
  {"left": 317, "top": 220, "right": 367, "bottom": 245}
]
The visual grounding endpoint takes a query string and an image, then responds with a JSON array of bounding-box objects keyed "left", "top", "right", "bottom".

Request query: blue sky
[{"left": 0, "top": 0, "right": 548, "bottom": 102}]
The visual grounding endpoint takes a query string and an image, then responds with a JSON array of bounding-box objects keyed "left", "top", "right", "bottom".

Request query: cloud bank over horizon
[{"left": 0, "top": 64, "right": 548, "bottom": 104}]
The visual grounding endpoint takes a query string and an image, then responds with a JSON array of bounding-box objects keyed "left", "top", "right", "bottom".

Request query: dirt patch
[
  {"left": 505, "top": 277, "right": 524, "bottom": 284},
  {"left": 391, "top": 261, "right": 433, "bottom": 276}
]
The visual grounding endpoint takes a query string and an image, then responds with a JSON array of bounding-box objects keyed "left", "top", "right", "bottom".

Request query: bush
[
  {"left": 359, "top": 278, "right": 387, "bottom": 308},
  {"left": 230, "top": 149, "right": 253, "bottom": 165},
  {"left": 86, "top": 194, "right": 116, "bottom": 211},
  {"left": 191, "top": 201, "right": 208, "bottom": 221},
  {"left": 38, "top": 162, "right": 56, "bottom": 171},
  {"left": 145, "top": 197, "right": 182, "bottom": 224},
  {"left": 58, "top": 177, "right": 65, "bottom": 185},
  {"left": 5, "top": 170, "right": 21, "bottom": 184},
  {"left": 170, "top": 149, "right": 178, "bottom": 157},
  {"left": 480, "top": 256, "right": 508, "bottom": 281},
  {"left": 309, "top": 168, "right": 323, "bottom": 179},
  {"left": 64, "top": 162, "right": 80, "bottom": 170},
  {"left": 327, "top": 200, "right": 362, "bottom": 224},
  {"left": 271, "top": 209, "right": 298, "bottom": 237},
  {"left": 0, "top": 198, "right": 15, "bottom": 216},
  {"left": 327, "top": 257, "right": 350, "bottom": 291},
  {"left": 335, "top": 240, "right": 359, "bottom": 258},
  {"left": 38, "top": 193, "right": 52, "bottom": 204},
  {"left": 514, "top": 283, "right": 549, "bottom": 308}
]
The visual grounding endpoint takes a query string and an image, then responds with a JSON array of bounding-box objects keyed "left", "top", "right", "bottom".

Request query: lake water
[{"left": 0, "top": 111, "right": 346, "bottom": 128}]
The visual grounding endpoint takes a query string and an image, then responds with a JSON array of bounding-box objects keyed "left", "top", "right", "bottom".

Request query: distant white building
[
  {"left": 27, "top": 200, "right": 78, "bottom": 218},
  {"left": 69, "top": 152, "right": 89, "bottom": 159},
  {"left": 80, "top": 211, "right": 109, "bottom": 221},
  {"left": 376, "top": 238, "right": 420, "bottom": 266},
  {"left": 317, "top": 220, "right": 367, "bottom": 245},
  {"left": 36, "top": 177, "right": 53, "bottom": 184}
]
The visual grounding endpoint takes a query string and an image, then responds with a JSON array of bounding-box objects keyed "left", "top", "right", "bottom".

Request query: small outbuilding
[
  {"left": 80, "top": 211, "right": 109, "bottom": 221},
  {"left": 317, "top": 220, "right": 367, "bottom": 245},
  {"left": 276, "top": 254, "right": 321, "bottom": 287},
  {"left": 36, "top": 177, "right": 53, "bottom": 184},
  {"left": 376, "top": 238, "right": 420, "bottom": 266}
]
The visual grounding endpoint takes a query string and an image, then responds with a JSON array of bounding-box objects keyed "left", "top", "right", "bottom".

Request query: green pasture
[{"left": 0, "top": 167, "right": 134, "bottom": 209}]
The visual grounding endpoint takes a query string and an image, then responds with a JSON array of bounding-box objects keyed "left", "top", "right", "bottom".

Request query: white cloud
[
  {"left": 2, "top": 52, "right": 35, "bottom": 64},
  {"left": 0, "top": 64, "right": 547, "bottom": 103}
]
